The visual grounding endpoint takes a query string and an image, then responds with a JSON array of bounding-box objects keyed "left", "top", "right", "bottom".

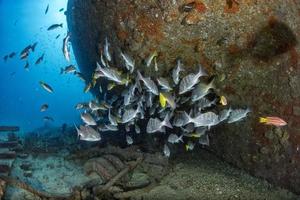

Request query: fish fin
[
  {"left": 137, "top": 102, "right": 143, "bottom": 113},
  {"left": 73, "top": 123, "right": 80, "bottom": 139},
  {"left": 259, "top": 117, "right": 267, "bottom": 123},
  {"left": 137, "top": 70, "right": 143, "bottom": 81},
  {"left": 96, "top": 62, "right": 102, "bottom": 71},
  {"left": 208, "top": 76, "right": 216, "bottom": 89},
  {"left": 183, "top": 111, "right": 192, "bottom": 125},
  {"left": 162, "top": 113, "right": 173, "bottom": 129},
  {"left": 179, "top": 135, "right": 184, "bottom": 143},
  {"left": 246, "top": 107, "right": 251, "bottom": 113},
  {"left": 159, "top": 93, "right": 166, "bottom": 108},
  {"left": 198, "top": 64, "right": 208, "bottom": 77}
]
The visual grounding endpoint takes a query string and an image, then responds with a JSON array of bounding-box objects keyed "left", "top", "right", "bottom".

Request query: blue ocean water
[{"left": 0, "top": 0, "right": 92, "bottom": 132}]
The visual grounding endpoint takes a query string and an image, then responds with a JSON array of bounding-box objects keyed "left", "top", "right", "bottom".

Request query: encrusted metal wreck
[{"left": 66, "top": 0, "right": 300, "bottom": 194}]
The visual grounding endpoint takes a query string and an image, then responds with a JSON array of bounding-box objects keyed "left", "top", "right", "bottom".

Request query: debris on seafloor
[{"left": 3, "top": 142, "right": 169, "bottom": 200}]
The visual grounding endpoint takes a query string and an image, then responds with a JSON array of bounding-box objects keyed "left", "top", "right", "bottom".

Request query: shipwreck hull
[{"left": 67, "top": 0, "right": 300, "bottom": 194}]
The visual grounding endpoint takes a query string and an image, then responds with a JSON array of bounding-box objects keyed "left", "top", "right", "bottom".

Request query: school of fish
[
  {"left": 2, "top": 4, "right": 288, "bottom": 158},
  {"left": 73, "top": 37, "right": 255, "bottom": 157}
]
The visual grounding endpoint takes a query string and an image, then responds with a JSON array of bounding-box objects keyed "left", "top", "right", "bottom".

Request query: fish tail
[
  {"left": 73, "top": 123, "right": 80, "bottom": 138},
  {"left": 60, "top": 23, "right": 63, "bottom": 27},
  {"left": 198, "top": 64, "right": 208, "bottom": 77},
  {"left": 159, "top": 93, "right": 166, "bottom": 108},
  {"left": 259, "top": 117, "right": 268, "bottom": 123},
  {"left": 162, "top": 113, "right": 173, "bottom": 129},
  {"left": 60, "top": 68, "right": 64, "bottom": 74},
  {"left": 137, "top": 70, "right": 143, "bottom": 80},
  {"left": 179, "top": 135, "right": 184, "bottom": 143},
  {"left": 185, "top": 144, "right": 188, "bottom": 151},
  {"left": 183, "top": 111, "right": 192, "bottom": 125},
  {"left": 209, "top": 76, "right": 216, "bottom": 89},
  {"left": 137, "top": 102, "right": 144, "bottom": 116}
]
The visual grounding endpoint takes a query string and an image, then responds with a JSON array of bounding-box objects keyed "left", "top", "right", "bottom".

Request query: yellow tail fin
[
  {"left": 159, "top": 93, "right": 166, "bottom": 108},
  {"left": 259, "top": 117, "right": 267, "bottom": 123}
]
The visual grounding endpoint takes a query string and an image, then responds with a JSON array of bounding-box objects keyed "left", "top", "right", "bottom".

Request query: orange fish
[{"left": 259, "top": 117, "right": 287, "bottom": 127}]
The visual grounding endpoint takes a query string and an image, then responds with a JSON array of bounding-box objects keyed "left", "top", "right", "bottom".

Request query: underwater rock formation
[{"left": 67, "top": 0, "right": 300, "bottom": 194}]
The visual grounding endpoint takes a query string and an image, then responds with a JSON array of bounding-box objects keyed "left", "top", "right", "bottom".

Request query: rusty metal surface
[{"left": 67, "top": 0, "right": 300, "bottom": 194}]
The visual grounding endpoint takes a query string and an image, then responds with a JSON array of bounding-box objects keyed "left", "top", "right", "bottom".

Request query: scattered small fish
[
  {"left": 60, "top": 65, "right": 76, "bottom": 74},
  {"left": 179, "top": 65, "right": 207, "bottom": 95},
  {"left": 31, "top": 42, "right": 38, "bottom": 52},
  {"left": 154, "top": 57, "right": 158, "bottom": 71},
  {"left": 146, "top": 114, "right": 173, "bottom": 133},
  {"left": 146, "top": 51, "right": 158, "bottom": 67},
  {"left": 74, "top": 71, "right": 85, "bottom": 82},
  {"left": 20, "top": 45, "right": 32, "bottom": 59},
  {"left": 196, "top": 98, "right": 217, "bottom": 111},
  {"left": 84, "top": 82, "right": 92, "bottom": 93},
  {"left": 259, "top": 116, "right": 287, "bottom": 127},
  {"left": 47, "top": 23, "right": 63, "bottom": 31},
  {"left": 184, "top": 127, "right": 206, "bottom": 138},
  {"left": 75, "top": 124, "right": 101, "bottom": 142},
  {"left": 24, "top": 61, "right": 29, "bottom": 71},
  {"left": 185, "top": 141, "right": 195, "bottom": 151},
  {"left": 157, "top": 77, "right": 172, "bottom": 91},
  {"left": 59, "top": 8, "right": 64, "bottom": 12},
  {"left": 218, "top": 108, "right": 232, "bottom": 122},
  {"left": 40, "top": 104, "right": 49, "bottom": 112},
  {"left": 125, "top": 124, "right": 131, "bottom": 132},
  {"left": 135, "top": 124, "right": 141, "bottom": 134},
  {"left": 39, "top": 81, "right": 54, "bottom": 93},
  {"left": 172, "top": 59, "right": 184, "bottom": 85},
  {"left": 122, "top": 105, "right": 141, "bottom": 124},
  {"left": 45, "top": 4, "right": 49, "bottom": 14},
  {"left": 43, "top": 116, "right": 54, "bottom": 122},
  {"left": 219, "top": 95, "right": 227, "bottom": 106},
  {"left": 108, "top": 109, "right": 118, "bottom": 126},
  {"left": 120, "top": 52, "right": 135, "bottom": 73},
  {"left": 81, "top": 112, "right": 97, "bottom": 126},
  {"left": 198, "top": 134, "right": 209, "bottom": 146},
  {"left": 55, "top": 34, "right": 61, "bottom": 39},
  {"left": 137, "top": 71, "right": 158, "bottom": 95},
  {"left": 227, "top": 108, "right": 250, "bottom": 124},
  {"left": 75, "top": 103, "right": 87, "bottom": 110},
  {"left": 159, "top": 92, "right": 176, "bottom": 109},
  {"left": 104, "top": 37, "right": 111, "bottom": 62},
  {"left": 35, "top": 54, "right": 44, "bottom": 65},
  {"left": 173, "top": 112, "right": 189, "bottom": 127},
  {"left": 183, "top": 111, "right": 220, "bottom": 129},
  {"left": 9, "top": 52, "right": 16, "bottom": 58},
  {"left": 3, "top": 55, "right": 8, "bottom": 62},
  {"left": 63, "top": 32, "right": 71, "bottom": 62},
  {"left": 107, "top": 82, "right": 116, "bottom": 91},
  {"left": 96, "top": 62, "right": 124, "bottom": 84},
  {"left": 168, "top": 134, "right": 183, "bottom": 144},
  {"left": 191, "top": 78, "right": 215, "bottom": 102},
  {"left": 126, "top": 135, "right": 133, "bottom": 145},
  {"left": 163, "top": 144, "right": 170, "bottom": 157},
  {"left": 105, "top": 124, "right": 118, "bottom": 131}
]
